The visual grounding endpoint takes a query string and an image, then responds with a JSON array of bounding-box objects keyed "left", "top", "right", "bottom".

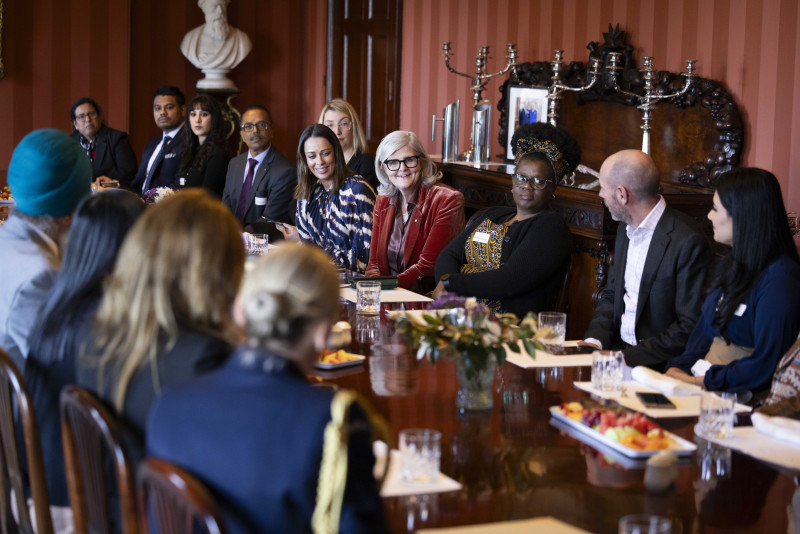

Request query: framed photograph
[{"left": 504, "top": 85, "right": 549, "bottom": 162}]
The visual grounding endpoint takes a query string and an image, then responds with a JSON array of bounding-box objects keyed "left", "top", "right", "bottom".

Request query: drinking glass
[
  {"left": 537, "top": 311, "right": 566, "bottom": 352},
  {"left": 618, "top": 514, "right": 672, "bottom": 534},
  {"left": 356, "top": 280, "right": 381, "bottom": 315},
  {"left": 246, "top": 233, "right": 268, "bottom": 256},
  {"left": 591, "top": 350, "right": 624, "bottom": 392},
  {"left": 697, "top": 391, "right": 735, "bottom": 439},
  {"left": 399, "top": 429, "right": 441, "bottom": 483}
]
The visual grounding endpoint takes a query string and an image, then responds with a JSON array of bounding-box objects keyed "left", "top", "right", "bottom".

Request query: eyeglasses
[
  {"left": 75, "top": 111, "right": 98, "bottom": 121},
  {"left": 240, "top": 122, "right": 271, "bottom": 132},
  {"left": 324, "top": 120, "right": 352, "bottom": 130},
  {"left": 512, "top": 173, "right": 554, "bottom": 190},
  {"left": 384, "top": 155, "right": 421, "bottom": 171}
]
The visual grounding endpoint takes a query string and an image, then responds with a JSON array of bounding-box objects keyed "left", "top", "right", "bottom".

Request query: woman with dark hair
[
  {"left": 69, "top": 97, "right": 138, "bottom": 187},
  {"left": 178, "top": 94, "right": 232, "bottom": 198},
  {"left": 666, "top": 168, "right": 800, "bottom": 398},
  {"left": 25, "top": 189, "right": 146, "bottom": 506},
  {"left": 319, "top": 98, "right": 378, "bottom": 189},
  {"left": 282, "top": 123, "right": 376, "bottom": 272},
  {"left": 433, "top": 122, "right": 579, "bottom": 316}
]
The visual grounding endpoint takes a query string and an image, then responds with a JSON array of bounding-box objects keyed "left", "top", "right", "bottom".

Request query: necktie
[
  {"left": 143, "top": 135, "right": 172, "bottom": 193},
  {"left": 236, "top": 158, "right": 259, "bottom": 223}
]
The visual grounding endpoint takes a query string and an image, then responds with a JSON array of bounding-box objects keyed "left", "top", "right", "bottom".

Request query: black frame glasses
[
  {"left": 512, "top": 173, "right": 554, "bottom": 190},
  {"left": 384, "top": 155, "right": 421, "bottom": 171},
  {"left": 240, "top": 122, "right": 272, "bottom": 132}
]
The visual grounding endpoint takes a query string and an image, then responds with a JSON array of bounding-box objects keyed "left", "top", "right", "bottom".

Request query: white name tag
[
  {"left": 254, "top": 197, "right": 267, "bottom": 206},
  {"left": 179, "top": 177, "right": 186, "bottom": 186},
  {"left": 472, "top": 231, "right": 490, "bottom": 244},
  {"left": 735, "top": 303, "right": 747, "bottom": 316}
]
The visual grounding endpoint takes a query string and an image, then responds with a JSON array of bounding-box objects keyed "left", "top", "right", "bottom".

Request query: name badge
[
  {"left": 472, "top": 232, "right": 490, "bottom": 244},
  {"left": 735, "top": 303, "right": 747, "bottom": 316},
  {"left": 179, "top": 177, "right": 186, "bottom": 186},
  {"left": 254, "top": 196, "right": 267, "bottom": 206}
]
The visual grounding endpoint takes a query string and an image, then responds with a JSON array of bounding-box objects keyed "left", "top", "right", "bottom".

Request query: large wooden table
[{"left": 317, "top": 300, "right": 798, "bottom": 533}]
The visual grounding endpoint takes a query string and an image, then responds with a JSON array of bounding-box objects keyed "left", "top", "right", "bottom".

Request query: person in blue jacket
[
  {"left": 666, "top": 168, "right": 800, "bottom": 400},
  {"left": 146, "top": 244, "right": 390, "bottom": 534}
]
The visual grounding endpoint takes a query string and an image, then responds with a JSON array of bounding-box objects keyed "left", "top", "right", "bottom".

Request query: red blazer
[{"left": 366, "top": 182, "right": 464, "bottom": 292}]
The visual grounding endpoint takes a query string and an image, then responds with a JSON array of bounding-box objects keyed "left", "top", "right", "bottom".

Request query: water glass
[
  {"left": 537, "top": 311, "right": 567, "bottom": 351},
  {"left": 246, "top": 233, "right": 268, "bottom": 256},
  {"left": 399, "top": 429, "right": 441, "bottom": 483},
  {"left": 697, "top": 391, "right": 735, "bottom": 439},
  {"left": 591, "top": 350, "right": 624, "bottom": 392},
  {"left": 618, "top": 514, "right": 672, "bottom": 534},
  {"left": 356, "top": 280, "right": 381, "bottom": 315}
]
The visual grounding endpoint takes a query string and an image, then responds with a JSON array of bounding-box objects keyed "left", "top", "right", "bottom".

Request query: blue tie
[{"left": 143, "top": 135, "right": 171, "bottom": 193}]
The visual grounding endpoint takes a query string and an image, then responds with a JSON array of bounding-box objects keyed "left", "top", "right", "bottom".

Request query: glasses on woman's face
[
  {"left": 324, "top": 119, "right": 352, "bottom": 130},
  {"left": 384, "top": 155, "right": 421, "bottom": 171},
  {"left": 512, "top": 173, "right": 554, "bottom": 190},
  {"left": 240, "top": 122, "right": 271, "bottom": 132}
]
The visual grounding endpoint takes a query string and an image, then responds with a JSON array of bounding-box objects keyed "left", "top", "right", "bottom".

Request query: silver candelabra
[
  {"left": 606, "top": 52, "right": 697, "bottom": 154},
  {"left": 441, "top": 42, "right": 519, "bottom": 163},
  {"left": 544, "top": 50, "right": 602, "bottom": 126}
]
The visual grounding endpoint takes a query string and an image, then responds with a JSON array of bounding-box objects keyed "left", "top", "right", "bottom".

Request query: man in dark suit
[
  {"left": 69, "top": 97, "right": 138, "bottom": 187},
  {"left": 583, "top": 149, "right": 712, "bottom": 371},
  {"left": 130, "top": 86, "right": 187, "bottom": 194},
  {"left": 222, "top": 105, "right": 296, "bottom": 227}
]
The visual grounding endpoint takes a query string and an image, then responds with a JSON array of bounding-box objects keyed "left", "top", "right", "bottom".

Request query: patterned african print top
[
  {"left": 296, "top": 175, "right": 376, "bottom": 273},
  {"left": 460, "top": 217, "right": 510, "bottom": 312}
]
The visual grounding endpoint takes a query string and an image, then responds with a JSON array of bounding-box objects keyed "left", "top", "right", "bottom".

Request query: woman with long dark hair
[
  {"left": 178, "top": 94, "right": 231, "bottom": 198},
  {"left": 25, "top": 189, "right": 146, "bottom": 506},
  {"left": 666, "top": 168, "right": 800, "bottom": 398}
]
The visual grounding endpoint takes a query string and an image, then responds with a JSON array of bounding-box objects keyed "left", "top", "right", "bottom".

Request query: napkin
[
  {"left": 751, "top": 412, "right": 800, "bottom": 447},
  {"left": 631, "top": 366, "right": 703, "bottom": 396},
  {"left": 373, "top": 441, "right": 463, "bottom": 497},
  {"left": 417, "top": 517, "right": 591, "bottom": 533}
]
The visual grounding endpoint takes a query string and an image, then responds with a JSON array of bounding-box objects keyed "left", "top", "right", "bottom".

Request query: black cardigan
[{"left": 435, "top": 206, "right": 572, "bottom": 317}]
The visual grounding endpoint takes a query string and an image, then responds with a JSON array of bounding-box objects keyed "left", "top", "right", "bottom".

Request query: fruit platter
[
  {"left": 550, "top": 402, "right": 696, "bottom": 458},
  {"left": 315, "top": 349, "right": 365, "bottom": 370}
]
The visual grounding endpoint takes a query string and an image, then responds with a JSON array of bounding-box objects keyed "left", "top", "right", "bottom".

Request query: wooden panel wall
[{"left": 399, "top": 0, "right": 800, "bottom": 211}]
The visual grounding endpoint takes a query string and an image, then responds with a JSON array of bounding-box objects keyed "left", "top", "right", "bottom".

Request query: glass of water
[
  {"left": 591, "top": 350, "right": 624, "bottom": 392},
  {"left": 537, "top": 311, "right": 566, "bottom": 352},
  {"left": 356, "top": 280, "right": 381, "bottom": 315},
  {"left": 399, "top": 429, "right": 441, "bottom": 483},
  {"left": 618, "top": 514, "right": 672, "bottom": 534},
  {"left": 697, "top": 391, "right": 735, "bottom": 439}
]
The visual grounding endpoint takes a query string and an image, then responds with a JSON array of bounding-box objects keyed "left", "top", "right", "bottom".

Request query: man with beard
[
  {"left": 222, "top": 105, "right": 295, "bottom": 227},
  {"left": 0, "top": 129, "right": 91, "bottom": 369},
  {"left": 131, "top": 86, "right": 187, "bottom": 194},
  {"left": 181, "top": 0, "right": 252, "bottom": 73},
  {"left": 583, "top": 149, "right": 712, "bottom": 371}
]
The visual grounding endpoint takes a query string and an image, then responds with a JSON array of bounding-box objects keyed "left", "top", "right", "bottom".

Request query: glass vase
[{"left": 454, "top": 352, "right": 497, "bottom": 411}]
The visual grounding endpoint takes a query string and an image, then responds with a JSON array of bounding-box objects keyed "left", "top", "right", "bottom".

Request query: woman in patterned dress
[{"left": 433, "top": 123, "right": 580, "bottom": 316}]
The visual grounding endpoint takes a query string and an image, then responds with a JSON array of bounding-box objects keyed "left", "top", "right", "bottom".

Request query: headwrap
[
  {"left": 514, "top": 137, "right": 569, "bottom": 179},
  {"left": 8, "top": 129, "right": 92, "bottom": 217}
]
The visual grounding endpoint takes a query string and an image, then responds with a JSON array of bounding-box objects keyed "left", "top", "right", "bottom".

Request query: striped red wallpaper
[{"left": 399, "top": 0, "right": 800, "bottom": 211}]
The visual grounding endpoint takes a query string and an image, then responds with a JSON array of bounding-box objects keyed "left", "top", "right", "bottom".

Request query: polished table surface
[{"left": 316, "top": 300, "right": 799, "bottom": 533}]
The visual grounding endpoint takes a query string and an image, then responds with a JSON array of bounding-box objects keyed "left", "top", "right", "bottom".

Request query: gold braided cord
[
  {"left": 311, "top": 390, "right": 391, "bottom": 534},
  {"left": 513, "top": 137, "right": 568, "bottom": 179}
]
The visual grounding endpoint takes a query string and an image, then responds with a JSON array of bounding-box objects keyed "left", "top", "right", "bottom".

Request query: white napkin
[
  {"left": 631, "top": 366, "right": 703, "bottom": 396},
  {"left": 373, "top": 441, "right": 462, "bottom": 497},
  {"left": 751, "top": 412, "right": 800, "bottom": 447}
]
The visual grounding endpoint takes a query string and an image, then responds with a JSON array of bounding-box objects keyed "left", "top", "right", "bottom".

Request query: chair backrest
[
  {"left": 137, "top": 458, "right": 227, "bottom": 534},
  {"left": 59, "top": 385, "right": 139, "bottom": 534},
  {"left": 0, "top": 349, "right": 54, "bottom": 534}
]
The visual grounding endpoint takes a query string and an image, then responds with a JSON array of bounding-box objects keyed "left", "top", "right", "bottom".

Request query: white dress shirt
[{"left": 146, "top": 125, "right": 184, "bottom": 174}]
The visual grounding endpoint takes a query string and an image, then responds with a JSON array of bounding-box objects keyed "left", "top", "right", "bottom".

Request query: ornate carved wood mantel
[{"left": 439, "top": 25, "right": 743, "bottom": 339}]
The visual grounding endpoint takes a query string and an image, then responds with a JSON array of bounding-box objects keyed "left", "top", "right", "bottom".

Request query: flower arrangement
[
  {"left": 143, "top": 187, "right": 176, "bottom": 204},
  {"left": 394, "top": 293, "right": 545, "bottom": 380}
]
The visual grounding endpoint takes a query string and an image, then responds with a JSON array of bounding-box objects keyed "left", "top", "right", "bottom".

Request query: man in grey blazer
[
  {"left": 222, "top": 105, "right": 296, "bottom": 227},
  {"left": 583, "top": 150, "right": 712, "bottom": 371}
]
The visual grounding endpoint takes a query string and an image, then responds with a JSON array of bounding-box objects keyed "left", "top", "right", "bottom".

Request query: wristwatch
[{"left": 440, "top": 274, "right": 451, "bottom": 291}]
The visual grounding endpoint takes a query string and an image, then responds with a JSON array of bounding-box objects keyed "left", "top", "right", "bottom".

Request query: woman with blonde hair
[
  {"left": 78, "top": 189, "right": 244, "bottom": 439},
  {"left": 366, "top": 130, "right": 464, "bottom": 292},
  {"left": 319, "top": 98, "right": 378, "bottom": 189},
  {"left": 146, "top": 244, "right": 390, "bottom": 534}
]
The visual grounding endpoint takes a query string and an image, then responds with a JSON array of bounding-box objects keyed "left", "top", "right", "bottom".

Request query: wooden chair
[
  {"left": 0, "top": 348, "right": 53, "bottom": 534},
  {"left": 59, "top": 386, "right": 139, "bottom": 534},
  {"left": 137, "top": 457, "right": 227, "bottom": 534}
]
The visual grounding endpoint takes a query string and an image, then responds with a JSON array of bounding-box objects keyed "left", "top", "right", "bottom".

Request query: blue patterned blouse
[{"left": 295, "top": 176, "right": 376, "bottom": 272}]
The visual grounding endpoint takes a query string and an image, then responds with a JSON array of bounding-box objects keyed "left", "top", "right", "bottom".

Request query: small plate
[
  {"left": 315, "top": 353, "right": 366, "bottom": 370},
  {"left": 549, "top": 406, "right": 696, "bottom": 458}
]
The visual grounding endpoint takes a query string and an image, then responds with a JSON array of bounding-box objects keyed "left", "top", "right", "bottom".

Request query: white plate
[
  {"left": 549, "top": 406, "right": 697, "bottom": 458},
  {"left": 314, "top": 353, "right": 366, "bottom": 370}
]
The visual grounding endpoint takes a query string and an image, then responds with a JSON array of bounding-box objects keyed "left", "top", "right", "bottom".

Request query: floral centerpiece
[
  {"left": 143, "top": 186, "right": 176, "bottom": 205},
  {"left": 394, "top": 293, "right": 545, "bottom": 410}
]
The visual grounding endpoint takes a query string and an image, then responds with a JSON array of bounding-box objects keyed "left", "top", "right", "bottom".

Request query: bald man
[{"left": 583, "top": 150, "right": 712, "bottom": 370}]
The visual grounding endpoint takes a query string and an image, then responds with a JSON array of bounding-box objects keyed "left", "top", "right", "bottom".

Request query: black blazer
[
  {"left": 178, "top": 145, "right": 231, "bottom": 199},
  {"left": 70, "top": 126, "right": 138, "bottom": 187},
  {"left": 222, "top": 147, "right": 296, "bottom": 226},
  {"left": 584, "top": 205, "right": 712, "bottom": 370},
  {"left": 130, "top": 126, "right": 187, "bottom": 193}
]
